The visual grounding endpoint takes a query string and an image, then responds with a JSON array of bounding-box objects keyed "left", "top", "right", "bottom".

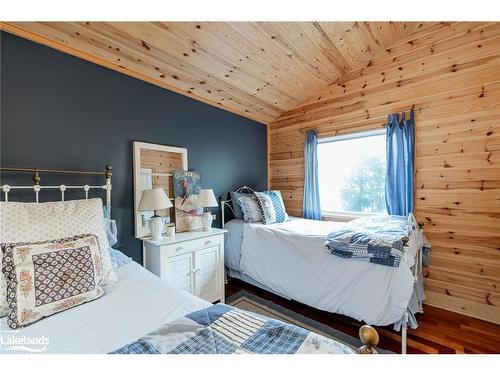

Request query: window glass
[{"left": 318, "top": 131, "right": 387, "bottom": 214}]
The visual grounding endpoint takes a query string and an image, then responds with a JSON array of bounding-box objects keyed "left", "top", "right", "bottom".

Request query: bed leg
[
  {"left": 418, "top": 247, "right": 424, "bottom": 313},
  {"left": 401, "top": 311, "right": 408, "bottom": 354},
  {"left": 220, "top": 199, "right": 225, "bottom": 229}
]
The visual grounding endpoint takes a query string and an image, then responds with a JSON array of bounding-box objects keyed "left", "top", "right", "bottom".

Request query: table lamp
[
  {"left": 196, "top": 189, "right": 218, "bottom": 231},
  {"left": 138, "top": 188, "right": 173, "bottom": 240}
]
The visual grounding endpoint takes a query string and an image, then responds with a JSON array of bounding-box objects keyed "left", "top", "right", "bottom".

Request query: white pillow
[
  {"left": 0, "top": 198, "right": 117, "bottom": 317},
  {"left": 238, "top": 195, "right": 262, "bottom": 223}
]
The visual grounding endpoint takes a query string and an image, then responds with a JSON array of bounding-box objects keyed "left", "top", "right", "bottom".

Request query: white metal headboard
[
  {"left": 220, "top": 185, "right": 254, "bottom": 229},
  {"left": 0, "top": 165, "right": 113, "bottom": 217}
]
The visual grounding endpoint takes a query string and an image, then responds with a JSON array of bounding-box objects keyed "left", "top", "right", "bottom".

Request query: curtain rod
[{"left": 299, "top": 105, "right": 419, "bottom": 134}]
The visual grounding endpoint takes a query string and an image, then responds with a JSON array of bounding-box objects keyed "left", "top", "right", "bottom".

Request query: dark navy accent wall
[{"left": 0, "top": 32, "right": 267, "bottom": 262}]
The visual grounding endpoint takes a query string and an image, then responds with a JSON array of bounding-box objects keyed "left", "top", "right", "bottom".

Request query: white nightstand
[{"left": 141, "top": 228, "right": 227, "bottom": 303}]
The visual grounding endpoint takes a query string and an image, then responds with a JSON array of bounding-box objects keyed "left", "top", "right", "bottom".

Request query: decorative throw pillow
[
  {"left": 267, "top": 190, "right": 289, "bottom": 223},
  {"left": 2, "top": 234, "right": 105, "bottom": 329},
  {"left": 237, "top": 195, "right": 262, "bottom": 223},
  {"left": 0, "top": 198, "right": 117, "bottom": 318},
  {"left": 254, "top": 191, "right": 289, "bottom": 225},
  {"left": 230, "top": 191, "right": 251, "bottom": 220},
  {"left": 253, "top": 192, "right": 277, "bottom": 225}
]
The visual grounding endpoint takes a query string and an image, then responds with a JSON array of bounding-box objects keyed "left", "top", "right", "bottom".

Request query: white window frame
[{"left": 318, "top": 128, "right": 386, "bottom": 221}]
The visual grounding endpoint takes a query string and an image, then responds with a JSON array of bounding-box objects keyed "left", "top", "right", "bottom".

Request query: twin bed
[{"left": 221, "top": 187, "right": 428, "bottom": 354}]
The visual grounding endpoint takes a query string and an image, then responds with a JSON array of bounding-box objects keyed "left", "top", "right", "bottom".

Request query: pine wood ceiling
[{"left": 2, "top": 22, "right": 444, "bottom": 123}]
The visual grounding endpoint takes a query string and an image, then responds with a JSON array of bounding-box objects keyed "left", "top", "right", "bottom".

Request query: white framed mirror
[{"left": 133, "top": 141, "right": 188, "bottom": 238}]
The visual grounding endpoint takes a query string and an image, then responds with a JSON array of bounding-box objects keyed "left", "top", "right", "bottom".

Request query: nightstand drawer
[{"left": 163, "top": 234, "right": 223, "bottom": 255}]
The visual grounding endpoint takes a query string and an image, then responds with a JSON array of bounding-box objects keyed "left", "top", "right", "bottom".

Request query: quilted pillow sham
[
  {"left": 2, "top": 234, "right": 105, "bottom": 329},
  {"left": 0, "top": 198, "right": 117, "bottom": 317},
  {"left": 254, "top": 190, "right": 289, "bottom": 225}
]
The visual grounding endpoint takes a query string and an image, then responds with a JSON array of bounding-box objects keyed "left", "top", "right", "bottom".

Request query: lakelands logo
[{"left": 0, "top": 330, "right": 49, "bottom": 353}]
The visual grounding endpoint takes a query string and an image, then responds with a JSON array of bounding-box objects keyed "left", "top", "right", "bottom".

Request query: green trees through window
[
  {"left": 317, "top": 130, "right": 387, "bottom": 214},
  {"left": 340, "top": 156, "right": 386, "bottom": 213}
]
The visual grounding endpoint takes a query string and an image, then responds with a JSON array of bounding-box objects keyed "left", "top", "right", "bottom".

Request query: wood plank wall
[
  {"left": 139, "top": 149, "right": 184, "bottom": 218},
  {"left": 269, "top": 22, "right": 500, "bottom": 324}
]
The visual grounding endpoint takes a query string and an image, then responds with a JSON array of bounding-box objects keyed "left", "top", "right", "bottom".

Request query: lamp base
[
  {"left": 201, "top": 211, "right": 213, "bottom": 231},
  {"left": 148, "top": 216, "right": 165, "bottom": 240}
]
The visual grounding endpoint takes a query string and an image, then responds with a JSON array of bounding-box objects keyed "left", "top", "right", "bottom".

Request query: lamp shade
[
  {"left": 196, "top": 189, "right": 218, "bottom": 208},
  {"left": 138, "top": 188, "right": 173, "bottom": 212}
]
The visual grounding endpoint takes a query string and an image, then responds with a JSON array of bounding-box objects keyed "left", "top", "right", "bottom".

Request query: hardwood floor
[{"left": 225, "top": 277, "right": 500, "bottom": 354}]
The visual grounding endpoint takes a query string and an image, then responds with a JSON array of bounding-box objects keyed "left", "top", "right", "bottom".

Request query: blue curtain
[
  {"left": 385, "top": 110, "right": 415, "bottom": 216},
  {"left": 303, "top": 129, "right": 322, "bottom": 220}
]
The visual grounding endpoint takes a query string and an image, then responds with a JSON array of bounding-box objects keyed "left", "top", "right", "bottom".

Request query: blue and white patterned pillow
[
  {"left": 238, "top": 195, "right": 262, "bottom": 223},
  {"left": 254, "top": 190, "right": 289, "bottom": 225},
  {"left": 254, "top": 192, "right": 276, "bottom": 224},
  {"left": 110, "top": 248, "right": 132, "bottom": 268}
]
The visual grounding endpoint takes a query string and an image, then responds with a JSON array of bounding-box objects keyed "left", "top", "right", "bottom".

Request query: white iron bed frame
[
  {"left": 220, "top": 186, "right": 424, "bottom": 354},
  {"left": 0, "top": 165, "right": 113, "bottom": 217}
]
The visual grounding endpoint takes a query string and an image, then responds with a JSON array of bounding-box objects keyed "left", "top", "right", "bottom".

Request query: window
[{"left": 318, "top": 129, "right": 387, "bottom": 215}]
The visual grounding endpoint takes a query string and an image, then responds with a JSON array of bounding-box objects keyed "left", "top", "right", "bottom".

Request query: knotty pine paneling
[
  {"left": 269, "top": 22, "right": 500, "bottom": 324},
  {"left": 1, "top": 22, "right": 443, "bottom": 124}
]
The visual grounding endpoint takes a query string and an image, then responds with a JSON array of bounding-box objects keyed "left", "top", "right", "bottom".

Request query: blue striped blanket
[
  {"left": 111, "top": 304, "right": 353, "bottom": 354},
  {"left": 325, "top": 214, "right": 418, "bottom": 267}
]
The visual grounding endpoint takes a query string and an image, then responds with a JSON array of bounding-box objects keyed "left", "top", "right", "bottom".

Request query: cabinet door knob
[
  {"left": 176, "top": 246, "right": 183, "bottom": 252},
  {"left": 193, "top": 268, "right": 201, "bottom": 274},
  {"left": 204, "top": 240, "right": 212, "bottom": 246}
]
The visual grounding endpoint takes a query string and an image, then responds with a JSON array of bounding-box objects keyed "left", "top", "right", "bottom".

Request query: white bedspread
[
  {"left": 239, "top": 218, "right": 416, "bottom": 326},
  {"left": 224, "top": 219, "right": 246, "bottom": 271},
  {"left": 0, "top": 261, "right": 210, "bottom": 354}
]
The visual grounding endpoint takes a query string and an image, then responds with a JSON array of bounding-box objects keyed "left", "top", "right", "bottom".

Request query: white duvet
[{"left": 239, "top": 218, "right": 416, "bottom": 326}]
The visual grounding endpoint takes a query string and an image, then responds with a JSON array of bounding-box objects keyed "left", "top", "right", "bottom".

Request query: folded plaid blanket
[
  {"left": 111, "top": 304, "right": 354, "bottom": 354},
  {"left": 325, "top": 214, "right": 418, "bottom": 267}
]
